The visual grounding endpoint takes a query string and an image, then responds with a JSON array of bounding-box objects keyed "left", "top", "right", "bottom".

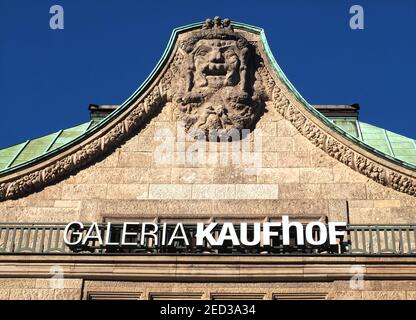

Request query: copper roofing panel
[
  {"left": 0, "top": 122, "right": 94, "bottom": 172},
  {"left": 47, "top": 122, "right": 91, "bottom": 152},
  {"left": 331, "top": 119, "right": 416, "bottom": 165},
  {"left": 0, "top": 142, "right": 28, "bottom": 170}
]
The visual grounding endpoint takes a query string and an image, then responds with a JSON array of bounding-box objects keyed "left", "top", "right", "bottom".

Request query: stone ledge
[{"left": 0, "top": 255, "right": 416, "bottom": 282}]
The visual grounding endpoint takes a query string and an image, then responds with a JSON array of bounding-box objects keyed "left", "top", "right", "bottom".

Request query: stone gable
[{"left": 1, "top": 97, "right": 415, "bottom": 225}]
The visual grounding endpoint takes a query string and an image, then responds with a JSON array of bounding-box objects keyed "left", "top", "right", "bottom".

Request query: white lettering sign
[{"left": 63, "top": 216, "right": 347, "bottom": 250}]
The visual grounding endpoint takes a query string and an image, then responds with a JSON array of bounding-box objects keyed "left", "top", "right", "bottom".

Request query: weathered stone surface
[
  {"left": 148, "top": 184, "right": 192, "bottom": 200},
  {"left": 255, "top": 121, "right": 277, "bottom": 137},
  {"left": 380, "top": 281, "right": 416, "bottom": 291},
  {"left": 94, "top": 150, "right": 120, "bottom": 167},
  {"left": 333, "top": 280, "right": 381, "bottom": 291},
  {"left": 262, "top": 137, "right": 293, "bottom": 152},
  {"left": 212, "top": 167, "right": 257, "bottom": 184},
  {"left": 373, "top": 200, "right": 401, "bottom": 208},
  {"left": 299, "top": 168, "right": 333, "bottom": 183},
  {"left": 361, "top": 291, "right": 406, "bottom": 300},
  {"left": 27, "top": 185, "right": 63, "bottom": 200},
  {"left": 54, "top": 289, "right": 81, "bottom": 300},
  {"left": 235, "top": 184, "right": 279, "bottom": 199},
  {"left": 320, "top": 183, "right": 367, "bottom": 200},
  {"left": 0, "top": 279, "right": 37, "bottom": 289},
  {"left": 0, "top": 290, "right": 10, "bottom": 299},
  {"left": 276, "top": 151, "right": 311, "bottom": 167},
  {"left": 9, "top": 289, "right": 56, "bottom": 300},
  {"left": 35, "top": 278, "right": 83, "bottom": 289},
  {"left": 348, "top": 200, "right": 374, "bottom": 208},
  {"left": 277, "top": 119, "right": 298, "bottom": 137},
  {"left": 99, "top": 200, "right": 159, "bottom": 216},
  {"left": 256, "top": 168, "right": 300, "bottom": 183},
  {"left": 333, "top": 163, "right": 369, "bottom": 183},
  {"left": 4, "top": 207, "right": 80, "bottom": 223},
  {"left": 260, "top": 152, "right": 278, "bottom": 168},
  {"left": 310, "top": 149, "right": 338, "bottom": 168},
  {"left": 348, "top": 207, "right": 414, "bottom": 224},
  {"left": 192, "top": 184, "right": 236, "bottom": 199},
  {"left": 278, "top": 184, "right": 322, "bottom": 199},
  {"left": 327, "top": 291, "right": 363, "bottom": 300},
  {"left": 62, "top": 184, "right": 107, "bottom": 200},
  {"left": 106, "top": 184, "right": 148, "bottom": 200},
  {"left": 327, "top": 200, "right": 347, "bottom": 221},
  {"left": 54, "top": 200, "right": 82, "bottom": 209},
  {"left": 365, "top": 181, "right": 402, "bottom": 200},
  {"left": 172, "top": 168, "right": 214, "bottom": 183},
  {"left": 118, "top": 152, "right": 153, "bottom": 168},
  {"left": 292, "top": 134, "right": 316, "bottom": 152}
]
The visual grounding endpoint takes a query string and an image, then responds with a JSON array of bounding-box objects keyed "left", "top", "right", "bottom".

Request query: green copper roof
[
  {"left": 332, "top": 118, "right": 416, "bottom": 166},
  {"left": 0, "top": 121, "right": 99, "bottom": 171},
  {"left": 0, "top": 20, "right": 415, "bottom": 176}
]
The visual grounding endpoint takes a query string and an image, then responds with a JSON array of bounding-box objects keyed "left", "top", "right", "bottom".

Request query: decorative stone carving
[
  {"left": 6, "top": 171, "right": 42, "bottom": 199},
  {"left": 269, "top": 68, "right": 416, "bottom": 197},
  {"left": 1, "top": 18, "right": 416, "bottom": 201},
  {"left": 326, "top": 138, "right": 354, "bottom": 168},
  {"left": 390, "top": 172, "right": 416, "bottom": 196},
  {"left": 356, "top": 155, "right": 386, "bottom": 185},
  {"left": 303, "top": 122, "right": 326, "bottom": 150},
  {"left": 173, "top": 17, "right": 266, "bottom": 137},
  {"left": 271, "top": 86, "right": 289, "bottom": 116},
  {"left": 0, "top": 183, "right": 5, "bottom": 199},
  {"left": 285, "top": 105, "right": 306, "bottom": 131}
]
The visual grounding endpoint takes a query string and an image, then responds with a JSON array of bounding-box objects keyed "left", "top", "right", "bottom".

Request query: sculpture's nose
[{"left": 210, "top": 49, "right": 224, "bottom": 63}]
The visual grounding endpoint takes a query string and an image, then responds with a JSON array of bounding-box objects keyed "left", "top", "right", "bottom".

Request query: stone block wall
[
  {"left": 0, "top": 100, "right": 415, "bottom": 226},
  {"left": 0, "top": 279, "right": 82, "bottom": 300},
  {"left": 1, "top": 90, "right": 416, "bottom": 300}
]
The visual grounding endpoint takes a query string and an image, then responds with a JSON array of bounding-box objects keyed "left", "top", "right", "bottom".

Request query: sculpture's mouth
[{"left": 203, "top": 63, "right": 227, "bottom": 76}]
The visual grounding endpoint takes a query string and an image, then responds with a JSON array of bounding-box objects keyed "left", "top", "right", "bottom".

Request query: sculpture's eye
[{"left": 195, "top": 47, "right": 210, "bottom": 57}]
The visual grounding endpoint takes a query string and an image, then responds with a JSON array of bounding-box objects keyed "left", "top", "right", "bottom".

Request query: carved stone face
[
  {"left": 174, "top": 28, "right": 265, "bottom": 138},
  {"left": 193, "top": 39, "right": 241, "bottom": 89}
]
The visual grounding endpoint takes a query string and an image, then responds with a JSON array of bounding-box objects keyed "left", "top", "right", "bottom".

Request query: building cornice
[{"left": 1, "top": 255, "right": 416, "bottom": 281}]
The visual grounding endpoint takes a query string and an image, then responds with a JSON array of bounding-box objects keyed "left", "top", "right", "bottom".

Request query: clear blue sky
[{"left": 0, "top": 0, "right": 415, "bottom": 149}]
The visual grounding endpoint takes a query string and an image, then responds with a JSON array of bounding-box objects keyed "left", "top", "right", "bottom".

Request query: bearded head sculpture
[{"left": 173, "top": 17, "right": 265, "bottom": 138}]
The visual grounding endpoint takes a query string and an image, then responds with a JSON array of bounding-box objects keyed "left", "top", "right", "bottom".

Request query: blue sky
[{"left": 0, "top": 0, "right": 415, "bottom": 148}]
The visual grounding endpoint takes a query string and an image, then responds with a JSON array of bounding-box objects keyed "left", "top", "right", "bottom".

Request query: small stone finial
[
  {"left": 213, "top": 16, "right": 222, "bottom": 28},
  {"left": 201, "top": 17, "right": 232, "bottom": 30},
  {"left": 202, "top": 18, "right": 214, "bottom": 30},
  {"left": 223, "top": 18, "right": 233, "bottom": 31}
]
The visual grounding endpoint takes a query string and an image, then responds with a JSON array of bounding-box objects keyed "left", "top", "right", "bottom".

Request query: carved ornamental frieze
[
  {"left": 270, "top": 84, "right": 415, "bottom": 197},
  {"left": 0, "top": 17, "right": 415, "bottom": 201}
]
